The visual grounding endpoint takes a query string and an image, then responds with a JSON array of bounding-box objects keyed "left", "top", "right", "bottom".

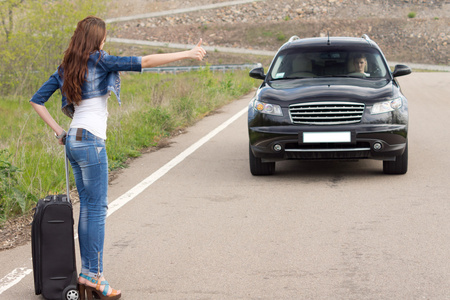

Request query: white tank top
[{"left": 70, "top": 93, "right": 109, "bottom": 140}]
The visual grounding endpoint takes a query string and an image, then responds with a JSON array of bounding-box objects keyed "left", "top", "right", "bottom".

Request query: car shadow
[{"left": 273, "top": 160, "right": 384, "bottom": 178}]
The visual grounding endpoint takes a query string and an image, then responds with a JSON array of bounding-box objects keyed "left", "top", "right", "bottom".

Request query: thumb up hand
[{"left": 191, "top": 38, "right": 207, "bottom": 61}]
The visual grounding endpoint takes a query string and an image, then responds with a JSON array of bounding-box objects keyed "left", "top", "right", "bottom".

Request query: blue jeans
[{"left": 65, "top": 128, "right": 108, "bottom": 278}]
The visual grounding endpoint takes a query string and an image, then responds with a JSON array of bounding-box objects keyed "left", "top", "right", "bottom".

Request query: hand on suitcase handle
[
  {"left": 55, "top": 129, "right": 66, "bottom": 145},
  {"left": 57, "top": 132, "right": 67, "bottom": 145}
]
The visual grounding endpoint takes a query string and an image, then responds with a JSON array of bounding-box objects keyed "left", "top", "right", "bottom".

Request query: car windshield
[{"left": 269, "top": 47, "right": 389, "bottom": 80}]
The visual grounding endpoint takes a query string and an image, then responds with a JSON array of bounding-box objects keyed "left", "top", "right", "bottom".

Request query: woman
[{"left": 30, "top": 16, "right": 206, "bottom": 300}]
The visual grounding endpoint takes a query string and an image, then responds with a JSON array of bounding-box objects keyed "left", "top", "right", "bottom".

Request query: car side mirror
[
  {"left": 392, "top": 64, "right": 412, "bottom": 77},
  {"left": 249, "top": 67, "right": 266, "bottom": 80}
]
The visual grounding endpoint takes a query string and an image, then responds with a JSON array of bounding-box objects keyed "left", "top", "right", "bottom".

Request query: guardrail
[{"left": 141, "top": 63, "right": 262, "bottom": 74}]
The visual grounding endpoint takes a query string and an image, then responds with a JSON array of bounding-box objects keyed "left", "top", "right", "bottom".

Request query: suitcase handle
[{"left": 63, "top": 142, "right": 71, "bottom": 203}]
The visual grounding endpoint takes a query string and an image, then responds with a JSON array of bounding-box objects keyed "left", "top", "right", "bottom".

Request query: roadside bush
[
  {"left": 0, "top": 150, "right": 37, "bottom": 221},
  {"left": 408, "top": 12, "right": 417, "bottom": 18}
]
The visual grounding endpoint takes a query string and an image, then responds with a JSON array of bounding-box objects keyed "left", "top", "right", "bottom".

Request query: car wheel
[
  {"left": 383, "top": 143, "right": 408, "bottom": 174},
  {"left": 249, "top": 145, "right": 275, "bottom": 175}
]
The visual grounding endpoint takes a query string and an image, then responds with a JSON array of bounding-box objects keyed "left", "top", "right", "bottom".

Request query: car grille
[
  {"left": 284, "top": 142, "right": 371, "bottom": 159},
  {"left": 289, "top": 102, "right": 365, "bottom": 125}
]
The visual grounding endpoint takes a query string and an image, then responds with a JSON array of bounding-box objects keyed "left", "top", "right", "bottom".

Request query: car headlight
[
  {"left": 254, "top": 100, "right": 283, "bottom": 116},
  {"left": 371, "top": 98, "right": 402, "bottom": 114}
]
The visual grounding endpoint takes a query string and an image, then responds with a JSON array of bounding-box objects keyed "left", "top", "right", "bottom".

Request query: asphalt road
[{"left": 0, "top": 72, "right": 449, "bottom": 299}]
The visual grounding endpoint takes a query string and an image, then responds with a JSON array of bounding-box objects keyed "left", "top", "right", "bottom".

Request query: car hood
[{"left": 259, "top": 78, "right": 397, "bottom": 105}]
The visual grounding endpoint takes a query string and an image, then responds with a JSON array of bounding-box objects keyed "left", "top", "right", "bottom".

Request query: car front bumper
[{"left": 249, "top": 124, "right": 407, "bottom": 162}]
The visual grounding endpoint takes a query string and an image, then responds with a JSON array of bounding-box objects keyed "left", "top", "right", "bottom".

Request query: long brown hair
[{"left": 59, "top": 16, "right": 106, "bottom": 105}]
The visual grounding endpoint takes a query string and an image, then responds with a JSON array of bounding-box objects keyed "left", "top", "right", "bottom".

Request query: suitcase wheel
[{"left": 63, "top": 285, "right": 80, "bottom": 300}]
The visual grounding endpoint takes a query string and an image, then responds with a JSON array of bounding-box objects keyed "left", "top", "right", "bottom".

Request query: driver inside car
[{"left": 348, "top": 54, "right": 370, "bottom": 77}]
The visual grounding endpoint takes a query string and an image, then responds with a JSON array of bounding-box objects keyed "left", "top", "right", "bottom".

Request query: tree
[
  {"left": 0, "top": 0, "right": 24, "bottom": 43},
  {"left": 0, "top": 0, "right": 107, "bottom": 96}
]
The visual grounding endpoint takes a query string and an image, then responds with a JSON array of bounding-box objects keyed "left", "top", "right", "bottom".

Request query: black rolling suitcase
[{"left": 31, "top": 146, "right": 79, "bottom": 300}]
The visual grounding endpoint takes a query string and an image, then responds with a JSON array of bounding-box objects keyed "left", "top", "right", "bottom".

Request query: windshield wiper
[
  {"left": 321, "top": 75, "right": 354, "bottom": 78},
  {"left": 284, "top": 76, "right": 315, "bottom": 79},
  {"left": 271, "top": 76, "right": 314, "bottom": 80}
]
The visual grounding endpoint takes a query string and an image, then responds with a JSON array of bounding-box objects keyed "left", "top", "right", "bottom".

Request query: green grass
[
  {"left": 407, "top": 12, "right": 417, "bottom": 18},
  {"left": 0, "top": 68, "right": 257, "bottom": 222}
]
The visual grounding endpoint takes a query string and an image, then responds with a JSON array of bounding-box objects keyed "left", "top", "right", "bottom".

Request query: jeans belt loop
[{"left": 76, "top": 128, "right": 83, "bottom": 141}]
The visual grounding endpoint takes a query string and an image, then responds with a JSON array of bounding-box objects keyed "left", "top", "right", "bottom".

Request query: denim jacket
[{"left": 30, "top": 50, "right": 142, "bottom": 118}]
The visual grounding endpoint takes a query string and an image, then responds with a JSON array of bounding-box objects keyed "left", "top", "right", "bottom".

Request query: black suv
[{"left": 248, "top": 35, "right": 411, "bottom": 175}]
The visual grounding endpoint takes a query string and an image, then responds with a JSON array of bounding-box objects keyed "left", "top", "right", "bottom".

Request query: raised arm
[{"left": 141, "top": 39, "right": 206, "bottom": 68}]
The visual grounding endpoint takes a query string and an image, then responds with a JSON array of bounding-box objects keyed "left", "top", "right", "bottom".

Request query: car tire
[
  {"left": 383, "top": 143, "right": 408, "bottom": 174},
  {"left": 249, "top": 145, "right": 275, "bottom": 175}
]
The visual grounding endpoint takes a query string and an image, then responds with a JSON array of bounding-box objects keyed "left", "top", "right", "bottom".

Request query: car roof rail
[
  {"left": 361, "top": 34, "right": 375, "bottom": 45},
  {"left": 288, "top": 35, "right": 300, "bottom": 43}
]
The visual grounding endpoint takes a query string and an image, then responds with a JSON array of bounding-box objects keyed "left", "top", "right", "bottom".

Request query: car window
[{"left": 270, "top": 48, "right": 388, "bottom": 80}]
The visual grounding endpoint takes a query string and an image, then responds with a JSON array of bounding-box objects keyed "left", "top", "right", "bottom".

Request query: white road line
[
  {"left": 0, "top": 106, "right": 247, "bottom": 295},
  {"left": 0, "top": 268, "right": 32, "bottom": 295},
  {"left": 107, "top": 106, "right": 248, "bottom": 217},
  {"left": 108, "top": 38, "right": 450, "bottom": 72},
  {"left": 108, "top": 37, "right": 277, "bottom": 57},
  {"left": 105, "top": 0, "right": 262, "bottom": 23}
]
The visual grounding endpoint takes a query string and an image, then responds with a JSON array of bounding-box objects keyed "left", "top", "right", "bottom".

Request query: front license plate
[{"left": 303, "top": 131, "right": 351, "bottom": 143}]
